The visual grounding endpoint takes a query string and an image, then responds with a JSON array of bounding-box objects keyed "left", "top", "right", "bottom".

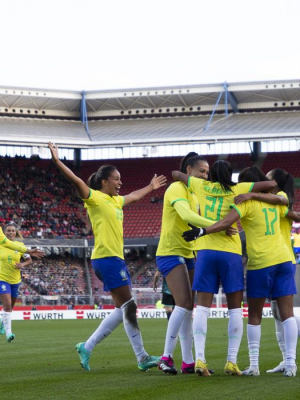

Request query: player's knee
[
  {"left": 122, "top": 299, "right": 139, "bottom": 329},
  {"left": 271, "top": 300, "right": 282, "bottom": 321}
]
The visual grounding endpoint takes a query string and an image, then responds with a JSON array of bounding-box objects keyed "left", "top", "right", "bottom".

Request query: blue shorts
[
  {"left": 92, "top": 257, "right": 131, "bottom": 292},
  {"left": 156, "top": 256, "right": 195, "bottom": 278},
  {"left": 192, "top": 250, "right": 244, "bottom": 294},
  {"left": 0, "top": 281, "right": 20, "bottom": 298},
  {"left": 247, "top": 261, "right": 297, "bottom": 299},
  {"left": 294, "top": 247, "right": 300, "bottom": 254}
]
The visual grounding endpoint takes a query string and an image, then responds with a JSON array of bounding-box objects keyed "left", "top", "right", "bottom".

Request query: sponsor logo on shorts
[{"left": 1, "top": 284, "right": 6, "bottom": 291}]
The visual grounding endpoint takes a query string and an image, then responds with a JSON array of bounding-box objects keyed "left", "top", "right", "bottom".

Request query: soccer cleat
[
  {"left": 224, "top": 361, "right": 242, "bottom": 376},
  {"left": 0, "top": 319, "right": 5, "bottom": 335},
  {"left": 158, "top": 356, "right": 177, "bottom": 375},
  {"left": 242, "top": 366, "right": 260, "bottom": 376},
  {"left": 266, "top": 361, "right": 285, "bottom": 373},
  {"left": 138, "top": 355, "right": 160, "bottom": 371},
  {"left": 181, "top": 361, "right": 195, "bottom": 374},
  {"left": 283, "top": 366, "right": 297, "bottom": 377},
  {"left": 195, "top": 359, "right": 211, "bottom": 376},
  {"left": 6, "top": 333, "right": 15, "bottom": 343},
  {"left": 76, "top": 342, "right": 91, "bottom": 371}
]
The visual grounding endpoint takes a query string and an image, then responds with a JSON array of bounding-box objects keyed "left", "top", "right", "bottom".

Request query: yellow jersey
[
  {"left": 0, "top": 245, "right": 24, "bottom": 284},
  {"left": 188, "top": 177, "right": 254, "bottom": 255},
  {"left": 231, "top": 200, "right": 292, "bottom": 270},
  {"left": 83, "top": 189, "right": 125, "bottom": 260},
  {"left": 156, "top": 182, "right": 200, "bottom": 258},
  {"left": 277, "top": 191, "right": 296, "bottom": 264},
  {"left": 293, "top": 233, "right": 300, "bottom": 248}
]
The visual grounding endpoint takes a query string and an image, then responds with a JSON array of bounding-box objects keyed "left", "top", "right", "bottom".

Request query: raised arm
[
  {"left": 172, "top": 171, "right": 189, "bottom": 186},
  {"left": 234, "top": 192, "right": 288, "bottom": 206},
  {"left": 123, "top": 174, "right": 167, "bottom": 207},
  {"left": 48, "top": 142, "right": 89, "bottom": 199},
  {"left": 0, "top": 228, "right": 44, "bottom": 258}
]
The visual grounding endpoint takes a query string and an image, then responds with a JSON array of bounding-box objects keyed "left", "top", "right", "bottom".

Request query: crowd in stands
[
  {"left": 19, "top": 255, "right": 86, "bottom": 299},
  {"left": 0, "top": 156, "right": 88, "bottom": 238}
]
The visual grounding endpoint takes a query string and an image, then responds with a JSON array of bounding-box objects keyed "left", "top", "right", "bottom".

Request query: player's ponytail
[
  {"left": 268, "top": 168, "right": 295, "bottom": 209},
  {"left": 210, "top": 160, "right": 235, "bottom": 193},
  {"left": 86, "top": 173, "right": 99, "bottom": 190}
]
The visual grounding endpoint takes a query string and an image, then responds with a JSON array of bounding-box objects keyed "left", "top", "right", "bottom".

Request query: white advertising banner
[{"left": 3, "top": 307, "right": 300, "bottom": 321}]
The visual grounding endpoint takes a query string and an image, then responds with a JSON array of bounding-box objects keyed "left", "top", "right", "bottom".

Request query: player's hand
[
  {"left": 26, "top": 249, "right": 45, "bottom": 259},
  {"left": 234, "top": 193, "right": 252, "bottom": 204},
  {"left": 150, "top": 174, "right": 167, "bottom": 190},
  {"left": 48, "top": 142, "right": 60, "bottom": 163},
  {"left": 225, "top": 226, "right": 238, "bottom": 236},
  {"left": 182, "top": 223, "right": 206, "bottom": 242},
  {"left": 15, "top": 262, "right": 23, "bottom": 269}
]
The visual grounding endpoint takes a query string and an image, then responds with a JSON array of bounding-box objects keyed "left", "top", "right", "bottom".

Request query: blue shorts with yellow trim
[
  {"left": 92, "top": 257, "right": 131, "bottom": 292},
  {"left": 192, "top": 250, "right": 244, "bottom": 294},
  {"left": 247, "top": 261, "right": 296, "bottom": 299},
  {"left": 0, "top": 281, "right": 20, "bottom": 298},
  {"left": 156, "top": 256, "right": 195, "bottom": 278}
]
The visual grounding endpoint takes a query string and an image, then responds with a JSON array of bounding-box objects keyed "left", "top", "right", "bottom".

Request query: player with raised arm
[
  {"left": 183, "top": 166, "right": 298, "bottom": 377},
  {"left": 48, "top": 141, "right": 166, "bottom": 372},
  {"left": 0, "top": 222, "right": 33, "bottom": 342},
  {"left": 235, "top": 168, "right": 300, "bottom": 374},
  {"left": 173, "top": 160, "right": 276, "bottom": 376}
]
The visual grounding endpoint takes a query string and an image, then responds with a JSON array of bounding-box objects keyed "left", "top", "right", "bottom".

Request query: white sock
[
  {"left": 247, "top": 324, "right": 261, "bottom": 368},
  {"left": 227, "top": 308, "right": 243, "bottom": 364},
  {"left": 84, "top": 308, "right": 123, "bottom": 352},
  {"left": 162, "top": 305, "right": 189, "bottom": 358},
  {"left": 274, "top": 318, "right": 286, "bottom": 362},
  {"left": 179, "top": 309, "right": 194, "bottom": 364},
  {"left": 2, "top": 312, "right": 12, "bottom": 335},
  {"left": 295, "top": 315, "right": 300, "bottom": 337},
  {"left": 193, "top": 305, "right": 210, "bottom": 362},
  {"left": 121, "top": 299, "right": 147, "bottom": 362},
  {"left": 283, "top": 317, "right": 298, "bottom": 369}
]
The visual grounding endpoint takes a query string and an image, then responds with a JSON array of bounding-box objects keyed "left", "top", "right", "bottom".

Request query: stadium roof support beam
[
  {"left": 204, "top": 89, "right": 224, "bottom": 132},
  {"left": 80, "top": 91, "right": 92, "bottom": 140},
  {"left": 224, "top": 82, "right": 239, "bottom": 113}
]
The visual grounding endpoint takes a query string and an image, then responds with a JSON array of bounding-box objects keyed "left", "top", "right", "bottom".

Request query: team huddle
[{"left": 0, "top": 144, "right": 298, "bottom": 379}]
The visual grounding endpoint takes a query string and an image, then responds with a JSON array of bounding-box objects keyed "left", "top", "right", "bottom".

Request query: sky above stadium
[{"left": 2, "top": 0, "right": 300, "bottom": 92}]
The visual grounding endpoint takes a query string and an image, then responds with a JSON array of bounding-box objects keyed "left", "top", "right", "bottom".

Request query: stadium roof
[{"left": 1, "top": 79, "right": 300, "bottom": 148}]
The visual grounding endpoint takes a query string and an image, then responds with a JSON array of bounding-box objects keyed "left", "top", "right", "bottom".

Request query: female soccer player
[
  {"left": 173, "top": 160, "right": 276, "bottom": 376},
  {"left": 235, "top": 168, "right": 300, "bottom": 374},
  {"left": 0, "top": 222, "right": 33, "bottom": 342},
  {"left": 156, "top": 153, "right": 233, "bottom": 375},
  {"left": 48, "top": 142, "right": 166, "bottom": 372},
  {"left": 185, "top": 166, "right": 298, "bottom": 377}
]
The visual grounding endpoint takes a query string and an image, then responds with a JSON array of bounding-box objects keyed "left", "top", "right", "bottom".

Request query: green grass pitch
[{"left": 1, "top": 319, "right": 298, "bottom": 400}]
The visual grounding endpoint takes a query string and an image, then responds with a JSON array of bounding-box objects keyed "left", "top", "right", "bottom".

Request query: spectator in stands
[
  {"left": 0, "top": 222, "right": 41, "bottom": 342},
  {"left": 49, "top": 141, "right": 166, "bottom": 372},
  {"left": 156, "top": 153, "right": 220, "bottom": 375},
  {"left": 173, "top": 161, "right": 276, "bottom": 376}
]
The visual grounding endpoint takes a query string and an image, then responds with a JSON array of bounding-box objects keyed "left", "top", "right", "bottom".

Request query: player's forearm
[
  {"left": 174, "top": 202, "right": 214, "bottom": 228},
  {"left": 172, "top": 171, "right": 189, "bottom": 185},
  {"left": 287, "top": 210, "right": 300, "bottom": 222},
  {"left": 252, "top": 192, "right": 288, "bottom": 205},
  {"left": 127, "top": 185, "right": 153, "bottom": 202},
  {"left": 0, "top": 230, "right": 27, "bottom": 253}
]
